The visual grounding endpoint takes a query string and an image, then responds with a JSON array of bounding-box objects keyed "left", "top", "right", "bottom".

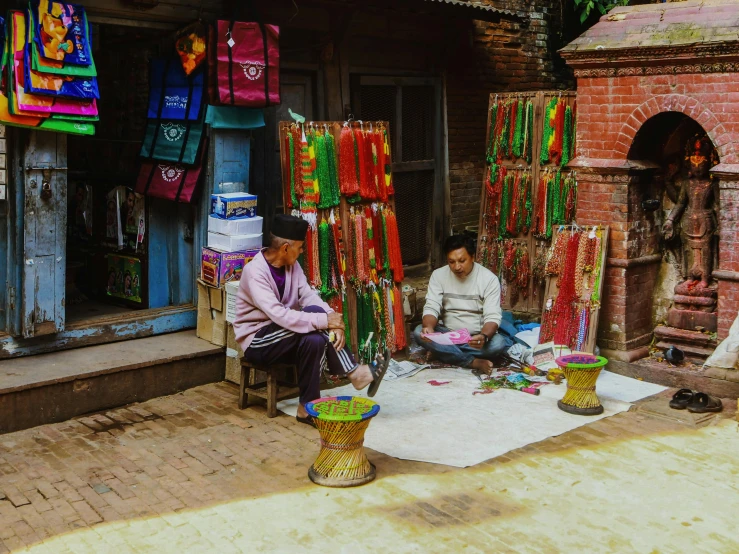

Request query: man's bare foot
[
  {"left": 297, "top": 403, "right": 309, "bottom": 418},
  {"left": 469, "top": 358, "right": 493, "bottom": 374},
  {"left": 347, "top": 364, "right": 373, "bottom": 390}
]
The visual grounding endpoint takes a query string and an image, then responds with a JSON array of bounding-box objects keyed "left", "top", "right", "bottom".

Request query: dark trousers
[{"left": 243, "top": 306, "right": 358, "bottom": 404}]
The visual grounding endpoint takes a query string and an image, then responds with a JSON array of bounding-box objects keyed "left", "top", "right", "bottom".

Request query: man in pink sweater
[{"left": 233, "top": 214, "right": 389, "bottom": 426}]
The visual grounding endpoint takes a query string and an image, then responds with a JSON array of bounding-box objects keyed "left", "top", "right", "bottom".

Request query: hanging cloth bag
[
  {"left": 211, "top": 20, "right": 280, "bottom": 108},
  {"left": 139, "top": 119, "right": 204, "bottom": 165},
  {"left": 135, "top": 145, "right": 205, "bottom": 203},
  {"left": 32, "top": 0, "right": 93, "bottom": 67},
  {"left": 147, "top": 57, "right": 204, "bottom": 121},
  {"left": 8, "top": 10, "right": 98, "bottom": 118},
  {"left": 29, "top": 7, "right": 96, "bottom": 77}
]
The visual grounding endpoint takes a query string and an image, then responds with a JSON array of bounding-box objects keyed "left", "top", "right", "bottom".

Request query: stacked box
[
  {"left": 201, "top": 247, "right": 258, "bottom": 288},
  {"left": 196, "top": 279, "right": 227, "bottom": 346},
  {"left": 211, "top": 192, "right": 258, "bottom": 219}
]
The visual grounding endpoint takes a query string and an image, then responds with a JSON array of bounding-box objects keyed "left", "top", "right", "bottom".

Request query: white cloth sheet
[{"left": 278, "top": 368, "right": 666, "bottom": 468}]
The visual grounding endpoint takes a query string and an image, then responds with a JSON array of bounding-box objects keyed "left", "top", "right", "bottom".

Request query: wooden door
[
  {"left": 353, "top": 76, "right": 444, "bottom": 267},
  {"left": 22, "top": 132, "right": 67, "bottom": 337}
]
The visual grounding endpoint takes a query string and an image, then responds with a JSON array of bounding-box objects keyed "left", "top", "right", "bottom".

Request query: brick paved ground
[{"left": 0, "top": 382, "right": 737, "bottom": 553}]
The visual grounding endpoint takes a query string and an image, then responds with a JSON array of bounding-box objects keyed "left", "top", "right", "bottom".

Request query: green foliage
[{"left": 573, "top": 0, "right": 630, "bottom": 24}]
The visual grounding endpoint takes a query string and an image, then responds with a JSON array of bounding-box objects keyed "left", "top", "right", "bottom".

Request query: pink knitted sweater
[{"left": 232, "top": 251, "right": 332, "bottom": 351}]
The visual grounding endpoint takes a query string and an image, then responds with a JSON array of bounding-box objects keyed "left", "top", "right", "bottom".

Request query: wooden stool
[{"left": 239, "top": 360, "right": 300, "bottom": 417}]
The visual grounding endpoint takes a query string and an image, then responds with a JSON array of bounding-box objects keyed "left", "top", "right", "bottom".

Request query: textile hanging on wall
[
  {"left": 537, "top": 225, "right": 608, "bottom": 354},
  {"left": 280, "top": 121, "right": 406, "bottom": 363},
  {"left": 0, "top": 10, "right": 98, "bottom": 134},
  {"left": 476, "top": 91, "right": 577, "bottom": 314}
]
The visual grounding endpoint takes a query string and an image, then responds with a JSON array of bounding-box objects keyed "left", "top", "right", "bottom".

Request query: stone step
[
  {"left": 653, "top": 325, "right": 716, "bottom": 347},
  {"left": 655, "top": 340, "right": 716, "bottom": 359},
  {"left": 0, "top": 331, "right": 225, "bottom": 435}
]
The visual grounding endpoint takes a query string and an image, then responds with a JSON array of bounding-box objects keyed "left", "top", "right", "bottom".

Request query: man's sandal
[
  {"left": 296, "top": 415, "right": 317, "bottom": 428},
  {"left": 367, "top": 348, "right": 391, "bottom": 398},
  {"left": 668, "top": 389, "right": 694, "bottom": 410},
  {"left": 686, "top": 392, "right": 723, "bottom": 414}
]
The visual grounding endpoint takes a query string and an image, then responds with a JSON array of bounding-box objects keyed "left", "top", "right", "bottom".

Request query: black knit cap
[{"left": 272, "top": 214, "right": 308, "bottom": 241}]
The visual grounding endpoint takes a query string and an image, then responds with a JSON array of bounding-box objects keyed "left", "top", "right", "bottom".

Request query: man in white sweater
[{"left": 414, "top": 235, "right": 507, "bottom": 372}]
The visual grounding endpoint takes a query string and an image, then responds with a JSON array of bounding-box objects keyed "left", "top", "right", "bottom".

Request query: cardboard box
[
  {"left": 196, "top": 279, "right": 227, "bottom": 346},
  {"left": 211, "top": 192, "right": 257, "bottom": 219},
  {"left": 207, "top": 232, "right": 262, "bottom": 252},
  {"left": 225, "top": 280, "right": 240, "bottom": 324},
  {"left": 208, "top": 214, "right": 263, "bottom": 236},
  {"left": 225, "top": 323, "right": 244, "bottom": 384},
  {"left": 201, "top": 247, "right": 258, "bottom": 287}
]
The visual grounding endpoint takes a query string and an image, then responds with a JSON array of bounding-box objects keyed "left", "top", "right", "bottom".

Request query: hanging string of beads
[
  {"left": 524, "top": 99, "right": 534, "bottom": 164},
  {"left": 540, "top": 97, "right": 558, "bottom": 165},
  {"left": 339, "top": 124, "right": 359, "bottom": 196},
  {"left": 561, "top": 105, "right": 574, "bottom": 167}
]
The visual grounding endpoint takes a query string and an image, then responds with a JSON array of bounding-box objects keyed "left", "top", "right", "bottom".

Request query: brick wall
[
  {"left": 575, "top": 74, "right": 739, "bottom": 164},
  {"left": 445, "top": 1, "right": 566, "bottom": 233}
]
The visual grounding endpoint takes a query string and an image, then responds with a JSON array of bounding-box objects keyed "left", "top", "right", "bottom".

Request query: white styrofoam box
[
  {"left": 208, "top": 215, "right": 263, "bottom": 236},
  {"left": 207, "top": 231, "right": 262, "bottom": 252},
  {"left": 225, "top": 280, "right": 240, "bottom": 324}
]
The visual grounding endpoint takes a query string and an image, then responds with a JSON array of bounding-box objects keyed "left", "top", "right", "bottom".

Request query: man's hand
[
  {"left": 327, "top": 312, "right": 345, "bottom": 330},
  {"left": 421, "top": 326, "right": 435, "bottom": 340},
  {"left": 331, "top": 328, "right": 346, "bottom": 351},
  {"left": 468, "top": 334, "right": 487, "bottom": 350}
]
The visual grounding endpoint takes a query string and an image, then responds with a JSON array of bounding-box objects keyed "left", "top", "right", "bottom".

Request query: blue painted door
[
  {"left": 22, "top": 132, "right": 67, "bottom": 337},
  {"left": 213, "top": 132, "right": 250, "bottom": 194}
]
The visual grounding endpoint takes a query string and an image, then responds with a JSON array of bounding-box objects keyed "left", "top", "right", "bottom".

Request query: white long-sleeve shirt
[{"left": 422, "top": 263, "right": 502, "bottom": 334}]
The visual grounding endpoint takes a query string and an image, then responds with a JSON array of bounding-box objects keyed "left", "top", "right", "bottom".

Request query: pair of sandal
[
  {"left": 669, "top": 389, "right": 723, "bottom": 413},
  {"left": 297, "top": 348, "right": 391, "bottom": 427}
]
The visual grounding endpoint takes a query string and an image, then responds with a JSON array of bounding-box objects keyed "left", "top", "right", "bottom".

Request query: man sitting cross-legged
[
  {"left": 413, "top": 234, "right": 507, "bottom": 373},
  {"left": 233, "top": 214, "right": 390, "bottom": 426}
]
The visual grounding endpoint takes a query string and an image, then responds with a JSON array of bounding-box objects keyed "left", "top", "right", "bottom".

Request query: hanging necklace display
[{"left": 280, "top": 120, "right": 406, "bottom": 359}]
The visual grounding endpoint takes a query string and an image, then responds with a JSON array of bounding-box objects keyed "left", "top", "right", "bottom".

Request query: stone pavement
[{"left": 0, "top": 382, "right": 737, "bottom": 553}]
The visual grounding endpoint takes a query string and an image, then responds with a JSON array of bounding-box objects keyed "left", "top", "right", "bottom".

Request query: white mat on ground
[{"left": 278, "top": 368, "right": 666, "bottom": 468}]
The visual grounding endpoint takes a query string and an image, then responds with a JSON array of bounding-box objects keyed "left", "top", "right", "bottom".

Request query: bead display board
[
  {"left": 538, "top": 225, "right": 609, "bottom": 354},
  {"left": 278, "top": 121, "right": 406, "bottom": 361},
  {"left": 475, "top": 90, "right": 578, "bottom": 315}
]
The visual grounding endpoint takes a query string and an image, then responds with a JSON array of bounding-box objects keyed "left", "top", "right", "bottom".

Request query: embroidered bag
[
  {"left": 139, "top": 119, "right": 204, "bottom": 165},
  {"left": 210, "top": 20, "right": 280, "bottom": 107},
  {"left": 147, "top": 57, "right": 204, "bottom": 121},
  {"left": 135, "top": 156, "right": 203, "bottom": 202}
]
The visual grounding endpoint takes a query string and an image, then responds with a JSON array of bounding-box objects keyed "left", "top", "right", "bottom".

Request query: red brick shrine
[{"left": 560, "top": 0, "right": 739, "bottom": 364}]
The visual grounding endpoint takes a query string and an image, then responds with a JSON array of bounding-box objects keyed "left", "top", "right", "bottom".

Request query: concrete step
[{"left": 0, "top": 330, "right": 225, "bottom": 435}]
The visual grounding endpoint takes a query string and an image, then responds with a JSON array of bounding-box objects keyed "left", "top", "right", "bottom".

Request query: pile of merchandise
[
  {"left": 539, "top": 227, "right": 605, "bottom": 351},
  {"left": 477, "top": 92, "right": 578, "bottom": 311},
  {"left": 281, "top": 121, "right": 406, "bottom": 363},
  {"left": 0, "top": 4, "right": 98, "bottom": 135}
]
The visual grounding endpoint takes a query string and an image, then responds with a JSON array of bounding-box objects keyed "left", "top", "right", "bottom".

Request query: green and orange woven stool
[
  {"left": 555, "top": 354, "right": 609, "bottom": 416},
  {"left": 305, "top": 396, "right": 380, "bottom": 487}
]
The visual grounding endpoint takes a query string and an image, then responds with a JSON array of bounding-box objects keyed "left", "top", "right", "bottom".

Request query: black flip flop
[
  {"left": 687, "top": 392, "right": 723, "bottom": 414},
  {"left": 296, "top": 415, "right": 317, "bottom": 428},
  {"left": 669, "top": 388, "right": 694, "bottom": 410},
  {"left": 367, "top": 348, "right": 391, "bottom": 398}
]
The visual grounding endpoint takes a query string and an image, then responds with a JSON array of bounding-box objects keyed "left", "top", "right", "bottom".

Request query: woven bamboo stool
[
  {"left": 306, "top": 396, "right": 380, "bottom": 487},
  {"left": 239, "top": 361, "right": 300, "bottom": 417},
  {"left": 556, "top": 354, "right": 609, "bottom": 416}
]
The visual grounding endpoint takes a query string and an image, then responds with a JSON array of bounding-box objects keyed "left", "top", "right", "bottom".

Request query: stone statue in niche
[{"left": 661, "top": 134, "right": 719, "bottom": 333}]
